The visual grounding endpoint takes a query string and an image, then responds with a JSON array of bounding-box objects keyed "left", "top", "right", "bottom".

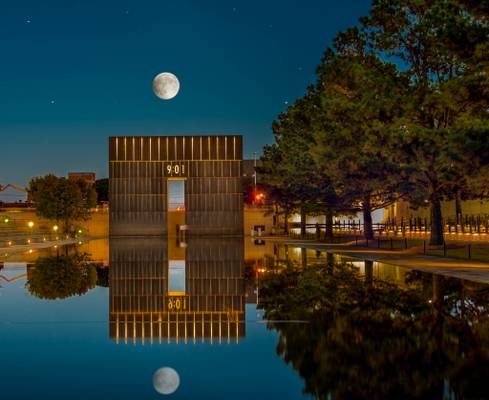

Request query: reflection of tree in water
[
  {"left": 260, "top": 263, "right": 489, "bottom": 400},
  {"left": 27, "top": 254, "right": 98, "bottom": 300}
]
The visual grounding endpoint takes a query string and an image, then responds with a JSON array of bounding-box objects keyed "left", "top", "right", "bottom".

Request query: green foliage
[
  {"left": 260, "top": 263, "right": 489, "bottom": 399},
  {"left": 26, "top": 254, "right": 97, "bottom": 300},
  {"left": 259, "top": 95, "right": 338, "bottom": 236},
  {"left": 311, "top": 41, "right": 408, "bottom": 238},
  {"left": 261, "top": 0, "right": 489, "bottom": 244},
  {"left": 29, "top": 174, "right": 92, "bottom": 231},
  {"left": 364, "top": 0, "right": 489, "bottom": 244}
]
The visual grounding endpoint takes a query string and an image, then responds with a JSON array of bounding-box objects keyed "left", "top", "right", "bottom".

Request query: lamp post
[{"left": 253, "top": 151, "right": 257, "bottom": 192}]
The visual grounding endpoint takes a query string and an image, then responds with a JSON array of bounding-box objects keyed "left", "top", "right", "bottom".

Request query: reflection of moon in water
[
  {"left": 153, "top": 367, "right": 180, "bottom": 395},
  {"left": 152, "top": 72, "right": 180, "bottom": 100}
]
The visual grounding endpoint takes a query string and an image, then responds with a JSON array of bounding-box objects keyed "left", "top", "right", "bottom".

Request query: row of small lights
[
  {"left": 5, "top": 219, "right": 84, "bottom": 234},
  {"left": 3, "top": 220, "right": 84, "bottom": 247},
  {"left": 2, "top": 218, "right": 59, "bottom": 231}
]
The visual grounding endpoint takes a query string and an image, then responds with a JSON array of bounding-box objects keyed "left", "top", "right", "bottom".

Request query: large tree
[
  {"left": 364, "top": 0, "right": 489, "bottom": 244},
  {"left": 260, "top": 95, "right": 337, "bottom": 238},
  {"left": 310, "top": 32, "right": 408, "bottom": 239}
]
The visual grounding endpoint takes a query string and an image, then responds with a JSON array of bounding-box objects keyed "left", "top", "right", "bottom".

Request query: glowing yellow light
[
  {"left": 28, "top": 249, "right": 33, "bottom": 254},
  {"left": 4, "top": 218, "right": 9, "bottom": 223},
  {"left": 27, "top": 239, "right": 31, "bottom": 244},
  {"left": 54, "top": 245, "right": 58, "bottom": 248},
  {"left": 78, "top": 229, "right": 82, "bottom": 234},
  {"left": 27, "top": 221, "right": 34, "bottom": 228},
  {"left": 53, "top": 225, "right": 59, "bottom": 232},
  {"left": 8, "top": 241, "right": 12, "bottom": 246}
]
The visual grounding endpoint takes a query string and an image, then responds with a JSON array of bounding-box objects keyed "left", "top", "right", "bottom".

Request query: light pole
[{"left": 253, "top": 151, "right": 257, "bottom": 192}]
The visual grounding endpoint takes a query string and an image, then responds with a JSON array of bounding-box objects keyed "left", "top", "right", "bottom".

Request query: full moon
[
  {"left": 152, "top": 367, "right": 180, "bottom": 395},
  {"left": 152, "top": 72, "right": 180, "bottom": 100}
]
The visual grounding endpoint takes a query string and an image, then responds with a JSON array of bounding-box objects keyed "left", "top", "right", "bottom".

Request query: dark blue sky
[{"left": 1, "top": 0, "right": 370, "bottom": 185}]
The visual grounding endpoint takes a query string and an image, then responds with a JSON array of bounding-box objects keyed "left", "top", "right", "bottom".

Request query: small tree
[{"left": 29, "top": 174, "right": 91, "bottom": 233}]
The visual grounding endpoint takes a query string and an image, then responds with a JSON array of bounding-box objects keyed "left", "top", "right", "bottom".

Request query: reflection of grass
[
  {"left": 364, "top": 237, "right": 489, "bottom": 263},
  {"left": 287, "top": 232, "right": 489, "bottom": 263},
  {"left": 425, "top": 244, "right": 489, "bottom": 263}
]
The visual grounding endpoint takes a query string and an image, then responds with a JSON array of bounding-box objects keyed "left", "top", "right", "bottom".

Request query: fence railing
[
  {"left": 286, "top": 228, "right": 489, "bottom": 263},
  {"left": 288, "top": 214, "right": 489, "bottom": 237}
]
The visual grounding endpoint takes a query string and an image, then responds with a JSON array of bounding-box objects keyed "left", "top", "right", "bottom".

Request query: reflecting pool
[{"left": 1, "top": 238, "right": 489, "bottom": 399}]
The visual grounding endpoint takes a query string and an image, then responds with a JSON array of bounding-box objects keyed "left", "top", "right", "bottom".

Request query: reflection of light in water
[
  {"left": 153, "top": 367, "right": 180, "bottom": 395},
  {"left": 292, "top": 247, "right": 302, "bottom": 256}
]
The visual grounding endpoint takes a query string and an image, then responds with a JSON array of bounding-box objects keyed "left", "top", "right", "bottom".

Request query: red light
[{"left": 254, "top": 192, "right": 266, "bottom": 202}]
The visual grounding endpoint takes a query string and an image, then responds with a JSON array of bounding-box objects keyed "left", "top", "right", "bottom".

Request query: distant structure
[
  {"left": 68, "top": 172, "right": 96, "bottom": 186},
  {"left": 109, "top": 135, "right": 243, "bottom": 236},
  {"left": 0, "top": 183, "right": 29, "bottom": 205}
]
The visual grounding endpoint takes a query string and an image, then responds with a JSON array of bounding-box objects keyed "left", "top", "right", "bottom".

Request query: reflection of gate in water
[{"left": 109, "top": 237, "right": 245, "bottom": 344}]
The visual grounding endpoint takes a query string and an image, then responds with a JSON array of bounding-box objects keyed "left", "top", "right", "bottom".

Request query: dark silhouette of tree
[
  {"left": 27, "top": 254, "right": 97, "bottom": 300},
  {"left": 96, "top": 265, "right": 109, "bottom": 287},
  {"left": 260, "top": 262, "right": 489, "bottom": 399},
  {"left": 94, "top": 178, "right": 109, "bottom": 203}
]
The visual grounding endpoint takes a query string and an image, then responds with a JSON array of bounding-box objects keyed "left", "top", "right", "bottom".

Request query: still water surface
[{"left": 1, "top": 238, "right": 489, "bottom": 399}]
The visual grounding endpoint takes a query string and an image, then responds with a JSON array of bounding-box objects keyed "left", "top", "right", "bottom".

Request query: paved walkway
[{"left": 263, "top": 236, "right": 489, "bottom": 284}]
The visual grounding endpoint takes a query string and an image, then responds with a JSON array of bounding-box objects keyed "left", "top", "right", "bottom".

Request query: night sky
[{"left": 1, "top": 0, "right": 370, "bottom": 185}]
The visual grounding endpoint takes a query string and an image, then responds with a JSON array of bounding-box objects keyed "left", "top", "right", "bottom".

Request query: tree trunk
[
  {"left": 325, "top": 209, "right": 334, "bottom": 240},
  {"left": 300, "top": 206, "right": 306, "bottom": 238},
  {"left": 455, "top": 189, "right": 462, "bottom": 225},
  {"left": 284, "top": 208, "right": 289, "bottom": 235},
  {"left": 326, "top": 252, "right": 334, "bottom": 275},
  {"left": 301, "top": 247, "right": 307, "bottom": 268},
  {"left": 430, "top": 194, "right": 444, "bottom": 245},
  {"left": 363, "top": 196, "right": 374, "bottom": 240},
  {"left": 365, "top": 260, "right": 373, "bottom": 288}
]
